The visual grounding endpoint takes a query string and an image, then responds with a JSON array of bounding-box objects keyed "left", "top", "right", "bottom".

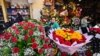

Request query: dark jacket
[{"left": 16, "top": 13, "right": 23, "bottom": 22}]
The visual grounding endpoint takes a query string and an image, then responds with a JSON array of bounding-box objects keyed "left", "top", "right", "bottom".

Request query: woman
[
  {"left": 16, "top": 13, "right": 23, "bottom": 22},
  {"left": 81, "top": 16, "right": 89, "bottom": 34},
  {"left": 45, "top": 17, "right": 60, "bottom": 36},
  {"left": 50, "top": 17, "right": 60, "bottom": 29}
]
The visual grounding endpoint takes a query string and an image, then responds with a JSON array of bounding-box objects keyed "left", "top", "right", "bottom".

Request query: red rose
[
  {"left": 64, "top": 40, "right": 71, "bottom": 46},
  {"left": 89, "top": 28, "right": 93, "bottom": 31},
  {"left": 38, "top": 48, "right": 43, "bottom": 54},
  {"left": 27, "top": 22, "right": 32, "bottom": 25},
  {"left": 43, "top": 44, "right": 48, "bottom": 49},
  {"left": 15, "top": 29, "right": 20, "bottom": 34},
  {"left": 18, "top": 22, "right": 23, "bottom": 26},
  {"left": 40, "top": 35, "right": 44, "bottom": 40},
  {"left": 24, "top": 35, "right": 29, "bottom": 41},
  {"left": 4, "top": 32, "right": 12, "bottom": 40},
  {"left": 12, "top": 47, "right": 20, "bottom": 53},
  {"left": 48, "top": 44, "right": 52, "bottom": 48},
  {"left": 38, "top": 25, "right": 44, "bottom": 32},
  {"left": 12, "top": 26, "right": 17, "bottom": 30},
  {"left": 23, "top": 25, "right": 29, "bottom": 30},
  {"left": 29, "top": 30, "right": 33, "bottom": 36},
  {"left": 11, "top": 37, "right": 18, "bottom": 43},
  {"left": 53, "top": 32, "right": 57, "bottom": 40},
  {"left": 27, "top": 22, "right": 35, "bottom": 28},
  {"left": 32, "top": 43, "right": 38, "bottom": 49},
  {"left": 31, "top": 38, "right": 35, "bottom": 43},
  {"left": 59, "top": 38, "right": 65, "bottom": 44},
  {"left": 71, "top": 39, "right": 77, "bottom": 44},
  {"left": 31, "top": 23, "right": 35, "bottom": 28},
  {"left": 77, "top": 35, "right": 86, "bottom": 44},
  {"left": 18, "top": 21, "right": 25, "bottom": 26},
  {"left": 44, "top": 38, "right": 49, "bottom": 42},
  {"left": 11, "top": 26, "right": 20, "bottom": 34},
  {"left": 95, "top": 28, "right": 100, "bottom": 33},
  {"left": 61, "top": 52, "right": 67, "bottom": 56}
]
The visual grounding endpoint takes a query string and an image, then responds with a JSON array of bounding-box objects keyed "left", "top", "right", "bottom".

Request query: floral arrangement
[
  {"left": 0, "top": 21, "right": 53, "bottom": 56},
  {"left": 89, "top": 28, "right": 100, "bottom": 33},
  {"left": 49, "top": 28, "right": 92, "bottom": 54},
  {"left": 52, "top": 29, "right": 86, "bottom": 46}
]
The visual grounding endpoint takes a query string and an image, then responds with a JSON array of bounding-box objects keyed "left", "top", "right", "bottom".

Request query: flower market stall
[{"left": 0, "top": 0, "right": 100, "bottom": 56}]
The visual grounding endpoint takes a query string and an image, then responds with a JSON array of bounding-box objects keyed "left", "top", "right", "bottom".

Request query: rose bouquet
[
  {"left": 49, "top": 28, "right": 92, "bottom": 55},
  {"left": 89, "top": 27, "right": 100, "bottom": 39},
  {"left": 89, "top": 28, "right": 100, "bottom": 34},
  {"left": 0, "top": 20, "right": 52, "bottom": 56}
]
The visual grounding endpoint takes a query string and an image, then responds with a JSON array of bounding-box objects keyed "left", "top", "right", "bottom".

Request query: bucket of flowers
[
  {"left": 49, "top": 28, "right": 93, "bottom": 55},
  {"left": 0, "top": 20, "right": 53, "bottom": 56}
]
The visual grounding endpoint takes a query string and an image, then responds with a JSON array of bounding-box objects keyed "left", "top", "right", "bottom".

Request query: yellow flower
[
  {"left": 55, "top": 29, "right": 67, "bottom": 38},
  {"left": 55, "top": 29, "right": 83, "bottom": 41},
  {"left": 71, "top": 32, "right": 82, "bottom": 40},
  {"left": 65, "top": 36, "right": 71, "bottom": 40}
]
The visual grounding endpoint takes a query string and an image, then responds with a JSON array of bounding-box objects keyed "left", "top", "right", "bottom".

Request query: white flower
[
  {"left": 7, "top": 43, "right": 12, "bottom": 48},
  {"left": 24, "top": 48, "right": 34, "bottom": 56},
  {"left": 0, "top": 39, "right": 4, "bottom": 48},
  {"left": 34, "top": 31, "right": 41, "bottom": 36}
]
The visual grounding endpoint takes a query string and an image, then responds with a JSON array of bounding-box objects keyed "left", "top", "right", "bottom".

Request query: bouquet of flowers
[
  {"left": 89, "top": 28, "right": 100, "bottom": 33},
  {"left": 49, "top": 28, "right": 92, "bottom": 55},
  {"left": 0, "top": 21, "right": 53, "bottom": 56},
  {"left": 89, "top": 27, "right": 100, "bottom": 39}
]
